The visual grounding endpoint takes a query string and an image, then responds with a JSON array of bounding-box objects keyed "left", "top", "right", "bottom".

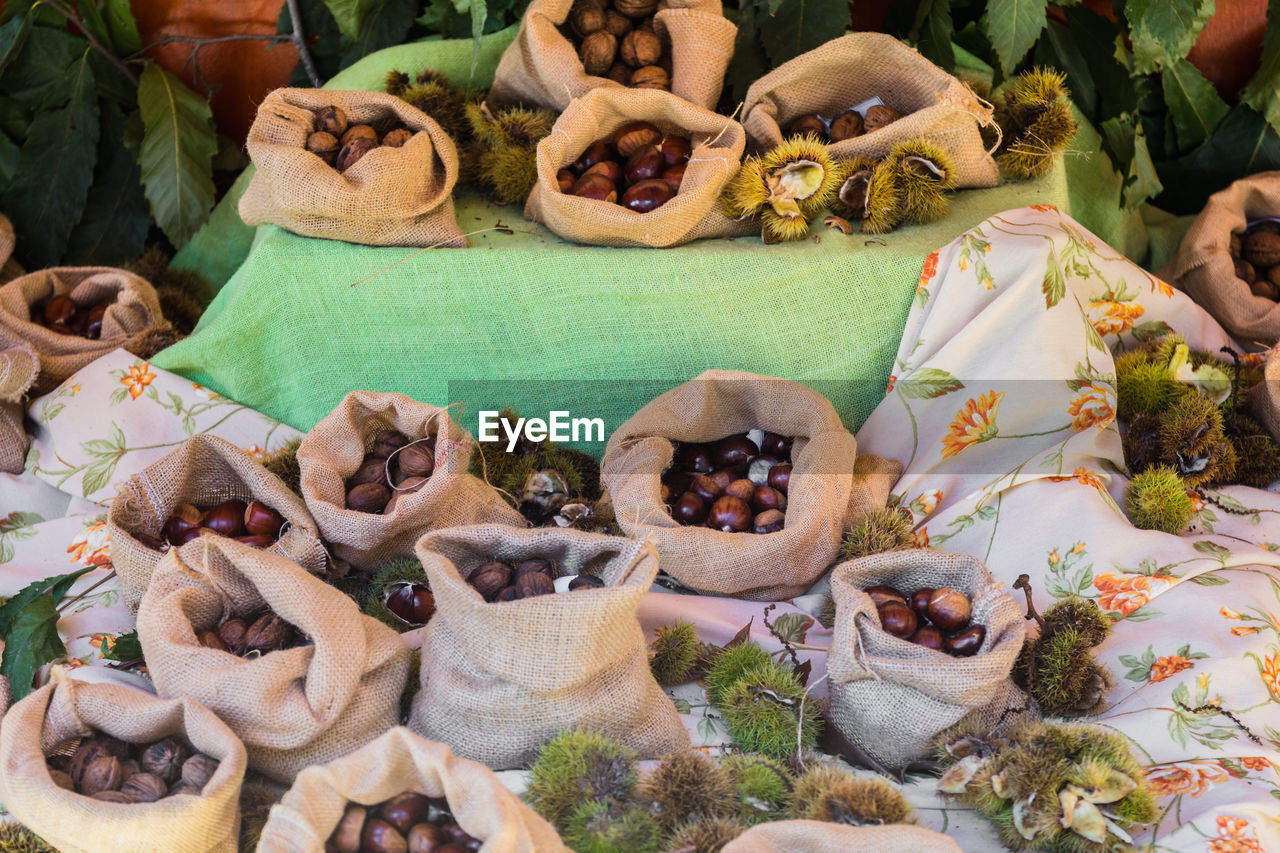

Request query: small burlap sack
[
  {"left": 298, "top": 390, "right": 525, "bottom": 570},
  {"left": 137, "top": 536, "right": 411, "bottom": 782},
  {"left": 489, "top": 0, "right": 736, "bottom": 112},
  {"left": 1251, "top": 348, "right": 1280, "bottom": 442},
  {"left": 239, "top": 88, "right": 466, "bottom": 247},
  {"left": 0, "top": 267, "right": 165, "bottom": 394},
  {"left": 741, "top": 33, "right": 999, "bottom": 188},
  {"left": 0, "top": 669, "right": 247, "bottom": 853},
  {"left": 1158, "top": 173, "right": 1280, "bottom": 349},
  {"left": 600, "top": 370, "right": 901, "bottom": 600},
  {"left": 410, "top": 524, "right": 689, "bottom": 769},
  {"left": 108, "top": 434, "right": 328, "bottom": 611},
  {"left": 827, "top": 550, "right": 1026, "bottom": 771},
  {"left": 257, "top": 727, "right": 569, "bottom": 853},
  {"left": 0, "top": 213, "right": 23, "bottom": 283},
  {"left": 525, "top": 87, "right": 754, "bottom": 247},
  {"left": 0, "top": 343, "right": 37, "bottom": 473},
  {"left": 723, "top": 819, "right": 962, "bottom": 853}
]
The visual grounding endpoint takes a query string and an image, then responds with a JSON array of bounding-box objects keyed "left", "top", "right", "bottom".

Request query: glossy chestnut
[
  {"left": 707, "top": 495, "right": 752, "bottom": 533},
  {"left": 877, "top": 600, "right": 917, "bottom": 639},
  {"left": 621, "top": 178, "right": 673, "bottom": 213}
]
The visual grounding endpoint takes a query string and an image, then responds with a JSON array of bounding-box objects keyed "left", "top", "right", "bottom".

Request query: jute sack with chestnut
[
  {"left": 724, "top": 819, "right": 962, "bottom": 853},
  {"left": 0, "top": 669, "right": 247, "bottom": 853},
  {"left": 0, "top": 267, "right": 165, "bottom": 395},
  {"left": 258, "top": 727, "right": 568, "bottom": 853},
  {"left": 137, "top": 536, "right": 411, "bottom": 782},
  {"left": 0, "top": 343, "right": 38, "bottom": 474},
  {"left": 489, "top": 0, "right": 736, "bottom": 112},
  {"left": 108, "top": 434, "right": 328, "bottom": 610},
  {"left": 827, "top": 550, "right": 1026, "bottom": 771},
  {"left": 741, "top": 33, "right": 998, "bottom": 188},
  {"left": 410, "top": 525, "right": 689, "bottom": 769},
  {"left": 601, "top": 371, "right": 901, "bottom": 600},
  {"left": 1158, "top": 172, "right": 1280, "bottom": 349},
  {"left": 525, "top": 87, "right": 754, "bottom": 247},
  {"left": 298, "top": 390, "right": 525, "bottom": 571},
  {"left": 240, "top": 89, "right": 466, "bottom": 247}
]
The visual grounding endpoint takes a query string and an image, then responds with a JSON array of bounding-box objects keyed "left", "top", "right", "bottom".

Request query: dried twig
[{"left": 1012, "top": 574, "right": 1044, "bottom": 629}]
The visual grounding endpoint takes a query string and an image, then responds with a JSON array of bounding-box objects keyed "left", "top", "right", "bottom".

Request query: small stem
[
  {"left": 56, "top": 569, "right": 116, "bottom": 614},
  {"left": 1012, "top": 574, "right": 1044, "bottom": 629},
  {"left": 129, "top": 33, "right": 291, "bottom": 57},
  {"left": 285, "top": 0, "right": 322, "bottom": 87},
  {"left": 42, "top": 0, "right": 139, "bottom": 85}
]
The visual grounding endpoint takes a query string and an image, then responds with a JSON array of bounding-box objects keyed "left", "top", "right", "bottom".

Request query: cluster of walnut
[
  {"left": 1231, "top": 221, "right": 1280, "bottom": 302},
  {"left": 306, "top": 105, "right": 418, "bottom": 173},
  {"left": 564, "top": 0, "right": 671, "bottom": 91},
  {"left": 47, "top": 733, "right": 219, "bottom": 803}
]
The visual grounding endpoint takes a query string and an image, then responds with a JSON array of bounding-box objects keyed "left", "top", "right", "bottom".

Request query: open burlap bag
[
  {"left": 240, "top": 88, "right": 466, "bottom": 247},
  {"left": 1251, "top": 348, "right": 1280, "bottom": 442},
  {"left": 601, "top": 371, "right": 901, "bottom": 600},
  {"left": 0, "top": 669, "right": 247, "bottom": 853},
  {"left": 724, "top": 819, "right": 962, "bottom": 853},
  {"left": 490, "top": 0, "right": 735, "bottom": 112},
  {"left": 137, "top": 536, "right": 411, "bottom": 782},
  {"left": 0, "top": 213, "right": 23, "bottom": 284},
  {"left": 0, "top": 267, "right": 164, "bottom": 394},
  {"left": 1158, "top": 172, "right": 1280, "bottom": 349},
  {"left": 0, "top": 343, "right": 37, "bottom": 473},
  {"left": 411, "top": 524, "right": 689, "bottom": 769},
  {"left": 525, "top": 87, "right": 754, "bottom": 247},
  {"left": 258, "top": 727, "right": 569, "bottom": 853},
  {"left": 827, "top": 550, "right": 1026, "bottom": 771},
  {"left": 298, "top": 390, "right": 525, "bottom": 570},
  {"left": 742, "top": 33, "right": 998, "bottom": 188},
  {"left": 108, "top": 434, "right": 328, "bottom": 611}
]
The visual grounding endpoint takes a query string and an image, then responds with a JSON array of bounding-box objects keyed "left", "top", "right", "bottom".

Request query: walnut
[
  {"left": 140, "top": 738, "right": 189, "bottom": 784},
  {"left": 580, "top": 31, "right": 618, "bottom": 77},
  {"left": 863, "top": 104, "right": 902, "bottom": 132},
  {"left": 629, "top": 65, "right": 670, "bottom": 91},
  {"left": 614, "top": 0, "right": 658, "bottom": 18},
  {"left": 620, "top": 29, "right": 662, "bottom": 68}
]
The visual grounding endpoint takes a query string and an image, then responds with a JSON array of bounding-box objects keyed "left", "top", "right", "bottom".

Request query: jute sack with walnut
[
  {"left": 137, "top": 536, "right": 411, "bottom": 783},
  {"left": 0, "top": 213, "right": 23, "bottom": 283},
  {"left": 257, "top": 727, "right": 569, "bottom": 853},
  {"left": 489, "top": 0, "right": 736, "bottom": 112},
  {"left": 1250, "top": 348, "right": 1280, "bottom": 441},
  {"left": 240, "top": 88, "right": 466, "bottom": 247},
  {"left": 724, "top": 819, "right": 962, "bottom": 853},
  {"left": 0, "top": 669, "right": 247, "bottom": 853},
  {"left": 601, "top": 370, "right": 901, "bottom": 600},
  {"left": 0, "top": 267, "right": 165, "bottom": 394},
  {"left": 0, "top": 343, "right": 38, "bottom": 474},
  {"left": 827, "top": 550, "right": 1026, "bottom": 771},
  {"left": 1158, "top": 172, "right": 1280, "bottom": 349},
  {"left": 298, "top": 390, "right": 525, "bottom": 571},
  {"left": 525, "top": 87, "right": 754, "bottom": 247},
  {"left": 411, "top": 524, "right": 689, "bottom": 769},
  {"left": 741, "top": 33, "right": 998, "bottom": 188},
  {"left": 108, "top": 434, "right": 328, "bottom": 611}
]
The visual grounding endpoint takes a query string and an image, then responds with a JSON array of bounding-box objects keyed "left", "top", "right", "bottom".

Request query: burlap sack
[
  {"left": 257, "top": 727, "right": 569, "bottom": 853},
  {"left": 525, "top": 87, "right": 754, "bottom": 247},
  {"left": 724, "top": 819, "right": 962, "bottom": 853},
  {"left": 827, "top": 550, "right": 1026, "bottom": 771},
  {"left": 1251, "top": 348, "right": 1280, "bottom": 441},
  {"left": 410, "top": 524, "right": 689, "bottom": 769},
  {"left": 298, "top": 390, "right": 526, "bottom": 570},
  {"left": 0, "top": 343, "right": 37, "bottom": 473},
  {"left": 0, "top": 267, "right": 164, "bottom": 394},
  {"left": 600, "top": 371, "right": 901, "bottom": 600},
  {"left": 136, "top": 536, "right": 411, "bottom": 782},
  {"left": 0, "top": 669, "right": 247, "bottom": 853},
  {"left": 1158, "top": 172, "right": 1280, "bottom": 349},
  {"left": 0, "top": 213, "right": 23, "bottom": 284},
  {"left": 489, "top": 0, "right": 736, "bottom": 112},
  {"left": 741, "top": 33, "right": 999, "bottom": 188},
  {"left": 240, "top": 88, "right": 466, "bottom": 248},
  {"left": 108, "top": 434, "right": 328, "bottom": 611}
]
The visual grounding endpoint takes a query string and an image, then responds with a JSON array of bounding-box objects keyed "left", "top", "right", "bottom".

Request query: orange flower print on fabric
[
  {"left": 121, "top": 363, "right": 156, "bottom": 400},
  {"left": 1241, "top": 757, "right": 1272, "bottom": 772},
  {"left": 941, "top": 391, "right": 1004, "bottom": 459},
  {"left": 1048, "top": 467, "right": 1107, "bottom": 491},
  {"left": 1067, "top": 382, "right": 1117, "bottom": 431},
  {"left": 1093, "top": 572, "right": 1174, "bottom": 616},
  {"left": 1086, "top": 299, "right": 1145, "bottom": 337},
  {"left": 1145, "top": 761, "right": 1229, "bottom": 798},
  {"left": 1262, "top": 653, "right": 1280, "bottom": 701},
  {"left": 1148, "top": 654, "right": 1194, "bottom": 683},
  {"left": 886, "top": 375, "right": 897, "bottom": 395},
  {"left": 912, "top": 527, "right": 929, "bottom": 548},
  {"left": 1029, "top": 204, "right": 1058, "bottom": 212},
  {"left": 67, "top": 520, "right": 111, "bottom": 567},
  {"left": 1209, "top": 815, "right": 1263, "bottom": 853},
  {"left": 917, "top": 250, "right": 939, "bottom": 294}
]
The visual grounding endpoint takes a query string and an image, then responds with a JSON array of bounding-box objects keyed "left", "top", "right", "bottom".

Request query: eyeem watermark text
[{"left": 477, "top": 410, "right": 605, "bottom": 451}]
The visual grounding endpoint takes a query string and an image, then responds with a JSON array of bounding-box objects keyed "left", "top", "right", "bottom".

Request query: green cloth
[{"left": 156, "top": 34, "right": 1070, "bottom": 452}]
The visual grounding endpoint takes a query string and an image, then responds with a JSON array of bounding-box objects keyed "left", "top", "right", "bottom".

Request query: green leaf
[
  {"left": 71, "top": 0, "right": 114, "bottom": 54},
  {"left": 80, "top": 455, "right": 119, "bottom": 497},
  {"left": 985, "top": 0, "right": 1048, "bottom": 75},
  {"left": 897, "top": 367, "right": 965, "bottom": 399},
  {"left": 88, "top": 49, "right": 139, "bottom": 106},
  {"left": 339, "top": 0, "right": 416, "bottom": 66},
  {"left": 136, "top": 64, "right": 216, "bottom": 250},
  {"left": 1, "top": 595, "right": 64, "bottom": 700},
  {"left": 0, "top": 56, "right": 99, "bottom": 267},
  {"left": 0, "top": 567, "right": 94, "bottom": 636},
  {"left": 0, "top": 510, "right": 42, "bottom": 534},
  {"left": 321, "top": 0, "right": 383, "bottom": 39},
  {"left": 469, "top": 0, "right": 487, "bottom": 76},
  {"left": 1036, "top": 19, "right": 1095, "bottom": 115},
  {"left": 1156, "top": 105, "right": 1280, "bottom": 215},
  {"left": 1162, "top": 58, "right": 1228, "bottom": 152},
  {"left": 1192, "top": 540, "right": 1231, "bottom": 563},
  {"left": 0, "top": 25, "right": 83, "bottom": 110},
  {"left": 911, "top": 0, "right": 955, "bottom": 70},
  {"left": 0, "top": 13, "right": 32, "bottom": 79},
  {"left": 1126, "top": 0, "right": 1214, "bottom": 75},
  {"left": 1241, "top": 0, "right": 1280, "bottom": 135},
  {"left": 104, "top": 0, "right": 142, "bottom": 56},
  {"left": 770, "top": 612, "right": 813, "bottom": 646},
  {"left": 1124, "top": 121, "right": 1162, "bottom": 209},
  {"left": 723, "top": 3, "right": 769, "bottom": 107},
  {"left": 98, "top": 629, "right": 142, "bottom": 661},
  {"left": 1043, "top": 248, "right": 1065, "bottom": 308},
  {"left": 1189, "top": 572, "right": 1228, "bottom": 586},
  {"left": 64, "top": 101, "right": 150, "bottom": 265},
  {"left": 757, "top": 0, "right": 852, "bottom": 69}
]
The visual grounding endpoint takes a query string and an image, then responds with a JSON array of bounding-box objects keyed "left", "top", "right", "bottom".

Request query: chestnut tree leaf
[
  {"left": 722, "top": 2, "right": 769, "bottom": 108},
  {"left": 911, "top": 0, "right": 954, "bottom": 71},
  {"left": 1, "top": 25, "right": 83, "bottom": 110},
  {"left": 322, "top": 0, "right": 384, "bottom": 40},
  {"left": 0, "top": 567, "right": 94, "bottom": 637},
  {"left": 985, "top": 0, "right": 1048, "bottom": 76},
  {"left": 0, "top": 13, "right": 32, "bottom": 79},
  {"left": 1162, "top": 58, "right": 1228, "bottom": 153},
  {"left": 64, "top": 101, "right": 150, "bottom": 265},
  {"left": 339, "top": 0, "right": 416, "bottom": 66},
  {"left": 103, "top": 0, "right": 143, "bottom": 56},
  {"left": 896, "top": 367, "right": 965, "bottom": 399},
  {"left": 1240, "top": 0, "right": 1280, "bottom": 137},
  {"left": 757, "top": 0, "right": 851, "bottom": 69},
  {"left": 1, "top": 594, "right": 64, "bottom": 700},
  {"left": 770, "top": 612, "right": 813, "bottom": 646},
  {"left": 136, "top": 64, "right": 216, "bottom": 250},
  {"left": 1043, "top": 248, "right": 1065, "bottom": 308},
  {"left": 1126, "top": 0, "right": 1213, "bottom": 75}
]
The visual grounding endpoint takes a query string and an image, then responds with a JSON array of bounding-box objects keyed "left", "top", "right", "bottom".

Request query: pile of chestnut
[
  {"left": 306, "top": 104, "right": 417, "bottom": 173},
  {"left": 31, "top": 293, "right": 111, "bottom": 339},
  {"left": 135, "top": 499, "right": 287, "bottom": 552},
  {"left": 466, "top": 557, "right": 604, "bottom": 602},
  {"left": 864, "top": 584, "right": 985, "bottom": 657},
  {"left": 195, "top": 609, "right": 301, "bottom": 658},
  {"left": 559, "top": 122, "right": 690, "bottom": 213},
  {"left": 47, "top": 732, "right": 220, "bottom": 803},
  {"left": 785, "top": 103, "right": 902, "bottom": 142},
  {"left": 662, "top": 431, "right": 792, "bottom": 535},
  {"left": 346, "top": 429, "right": 435, "bottom": 515},
  {"left": 328, "top": 792, "right": 481, "bottom": 853}
]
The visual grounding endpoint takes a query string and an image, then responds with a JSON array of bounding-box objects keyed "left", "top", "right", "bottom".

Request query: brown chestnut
[
  {"left": 350, "top": 457, "right": 389, "bottom": 487},
  {"left": 945, "top": 625, "right": 986, "bottom": 657},
  {"left": 689, "top": 473, "right": 724, "bottom": 503},
  {"left": 624, "top": 146, "right": 664, "bottom": 184},
  {"left": 908, "top": 587, "right": 934, "bottom": 618},
  {"left": 85, "top": 303, "right": 107, "bottom": 340},
  {"left": 612, "top": 120, "right": 661, "bottom": 157},
  {"left": 724, "top": 478, "right": 755, "bottom": 502},
  {"left": 621, "top": 178, "right": 673, "bottom": 213},
  {"left": 877, "top": 600, "right": 917, "bottom": 638},
  {"left": 163, "top": 503, "right": 203, "bottom": 545},
  {"left": 767, "top": 463, "right": 791, "bottom": 494},
  {"left": 244, "top": 500, "right": 285, "bottom": 537},
  {"left": 515, "top": 558, "right": 553, "bottom": 577},
  {"left": 372, "top": 429, "right": 410, "bottom": 459},
  {"left": 216, "top": 617, "right": 248, "bottom": 652},
  {"left": 708, "top": 495, "right": 752, "bottom": 532},
  {"left": 583, "top": 159, "right": 624, "bottom": 186},
  {"left": 306, "top": 130, "right": 340, "bottom": 164},
  {"left": 331, "top": 803, "right": 367, "bottom": 853},
  {"left": 655, "top": 135, "right": 690, "bottom": 166},
  {"left": 753, "top": 508, "right": 785, "bottom": 534},
  {"left": 244, "top": 612, "right": 293, "bottom": 654},
  {"left": 174, "top": 526, "right": 213, "bottom": 546},
  {"left": 347, "top": 482, "right": 391, "bottom": 514},
  {"left": 202, "top": 499, "right": 247, "bottom": 538},
  {"left": 494, "top": 586, "right": 520, "bottom": 602},
  {"left": 336, "top": 136, "right": 377, "bottom": 172},
  {"left": 197, "top": 630, "right": 228, "bottom": 652},
  {"left": 671, "top": 491, "right": 707, "bottom": 524},
  {"left": 750, "top": 485, "right": 786, "bottom": 513},
  {"left": 760, "top": 432, "right": 792, "bottom": 459},
  {"left": 362, "top": 818, "right": 408, "bottom": 853},
  {"left": 571, "top": 173, "right": 618, "bottom": 203},
  {"left": 382, "top": 128, "right": 413, "bottom": 148},
  {"left": 340, "top": 124, "right": 378, "bottom": 146},
  {"left": 828, "top": 109, "right": 864, "bottom": 142},
  {"left": 314, "top": 105, "right": 348, "bottom": 137},
  {"left": 43, "top": 294, "right": 77, "bottom": 326},
  {"left": 468, "top": 561, "right": 512, "bottom": 600},
  {"left": 387, "top": 585, "right": 435, "bottom": 625},
  {"left": 574, "top": 140, "right": 615, "bottom": 172},
  {"left": 910, "top": 625, "right": 944, "bottom": 651},
  {"left": 408, "top": 823, "right": 445, "bottom": 853},
  {"left": 864, "top": 585, "right": 906, "bottom": 607},
  {"left": 676, "top": 443, "right": 713, "bottom": 473},
  {"left": 380, "top": 792, "right": 433, "bottom": 835},
  {"left": 568, "top": 574, "right": 606, "bottom": 590},
  {"left": 134, "top": 532, "right": 168, "bottom": 552},
  {"left": 785, "top": 113, "right": 827, "bottom": 139},
  {"left": 927, "top": 588, "right": 972, "bottom": 632},
  {"left": 660, "top": 162, "right": 686, "bottom": 193},
  {"left": 516, "top": 571, "right": 555, "bottom": 598},
  {"left": 556, "top": 168, "right": 577, "bottom": 193}
]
